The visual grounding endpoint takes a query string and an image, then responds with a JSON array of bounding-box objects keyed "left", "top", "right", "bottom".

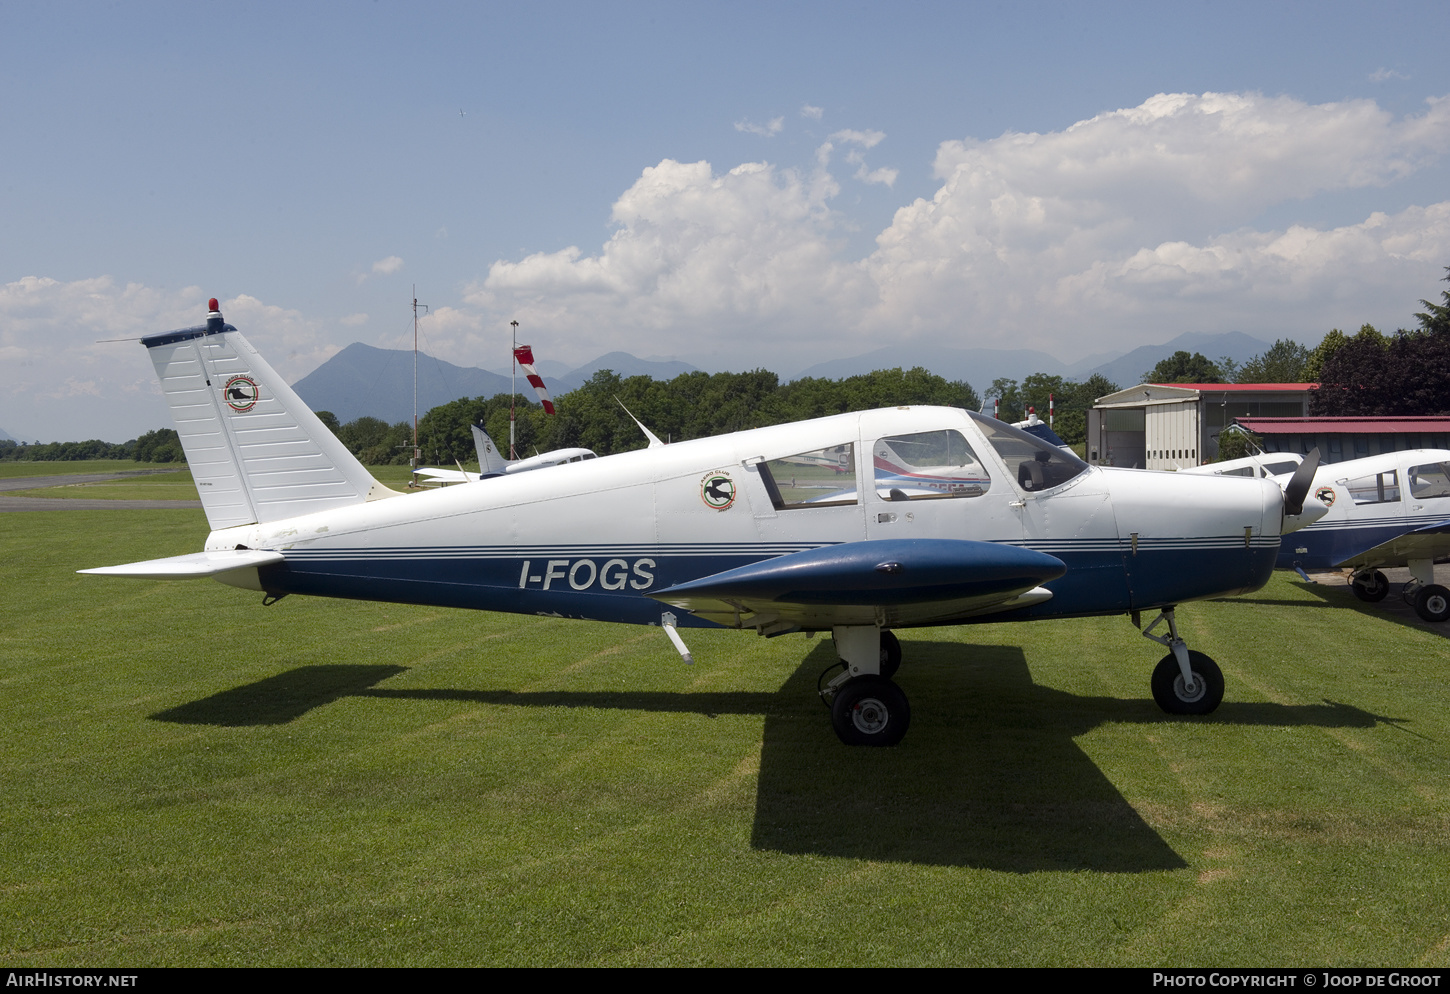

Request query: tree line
[
  {"left": 0, "top": 428, "right": 184, "bottom": 463},
  {"left": 322, "top": 366, "right": 993, "bottom": 466}
]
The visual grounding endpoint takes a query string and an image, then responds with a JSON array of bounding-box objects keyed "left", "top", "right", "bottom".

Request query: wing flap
[{"left": 78, "top": 549, "right": 285, "bottom": 579}]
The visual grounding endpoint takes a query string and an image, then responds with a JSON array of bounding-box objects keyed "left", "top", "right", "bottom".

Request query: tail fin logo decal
[{"left": 224, "top": 375, "right": 260, "bottom": 412}]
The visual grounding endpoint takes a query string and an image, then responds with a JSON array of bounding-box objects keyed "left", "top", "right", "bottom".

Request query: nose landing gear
[{"left": 1140, "top": 608, "right": 1225, "bottom": 715}]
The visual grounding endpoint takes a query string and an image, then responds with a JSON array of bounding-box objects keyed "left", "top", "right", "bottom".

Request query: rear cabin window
[
  {"left": 873, "top": 430, "right": 990, "bottom": 500},
  {"left": 758, "top": 443, "right": 857, "bottom": 509},
  {"left": 1409, "top": 462, "right": 1450, "bottom": 499}
]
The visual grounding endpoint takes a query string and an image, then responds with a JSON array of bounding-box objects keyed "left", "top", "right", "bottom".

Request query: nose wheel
[
  {"left": 1150, "top": 650, "right": 1224, "bottom": 715},
  {"left": 1140, "top": 608, "right": 1224, "bottom": 716}
]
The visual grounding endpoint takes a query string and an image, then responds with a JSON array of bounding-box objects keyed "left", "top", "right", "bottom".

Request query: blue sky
[{"left": 4, "top": 1, "right": 1450, "bottom": 441}]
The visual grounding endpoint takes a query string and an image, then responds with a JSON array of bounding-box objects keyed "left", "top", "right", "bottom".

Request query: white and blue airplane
[
  {"left": 1269, "top": 449, "right": 1450, "bottom": 623},
  {"left": 81, "top": 301, "right": 1326, "bottom": 746}
]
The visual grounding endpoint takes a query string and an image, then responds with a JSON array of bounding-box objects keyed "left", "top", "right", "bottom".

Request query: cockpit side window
[
  {"left": 967, "top": 411, "right": 1090, "bottom": 493},
  {"left": 757, "top": 443, "right": 858, "bottom": 509},
  {"left": 873, "top": 429, "right": 990, "bottom": 501},
  {"left": 1344, "top": 470, "right": 1401, "bottom": 505}
]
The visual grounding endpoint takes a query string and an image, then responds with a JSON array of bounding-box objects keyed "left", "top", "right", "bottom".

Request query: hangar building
[{"left": 1086, "top": 383, "right": 1315, "bottom": 470}]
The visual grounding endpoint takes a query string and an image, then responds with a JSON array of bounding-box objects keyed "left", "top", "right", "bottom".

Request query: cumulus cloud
[
  {"left": 0, "top": 277, "right": 344, "bottom": 441},
  {"left": 800, "top": 104, "right": 823, "bottom": 120},
  {"left": 372, "top": 255, "right": 405, "bottom": 275},
  {"left": 464, "top": 91, "right": 1450, "bottom": 369},
  {"left": 735, "top": 116, "right": 784, "bottom": 137},
  {"left": 829, "top": 129, "right": 885, "bottom": 149},
  {"left": 14, "top": 91, "right": 1450, "bottom": 438},
  {"left": 1371, "top": 68, "right": 1409, "bottom": 83},
  {"left": 861, "top": 92, "right": 1450, "bottom": 346}
]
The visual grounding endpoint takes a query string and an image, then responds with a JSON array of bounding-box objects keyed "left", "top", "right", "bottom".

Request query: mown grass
[
  {"left": 0, "top": 461, "right": 182, "bottom": 479},
  {"left": 2, "top": 507, "right": 1449, "bottom": 966},
  {"left": 6, "top": 462, "right": 415, "bottom": 499}
]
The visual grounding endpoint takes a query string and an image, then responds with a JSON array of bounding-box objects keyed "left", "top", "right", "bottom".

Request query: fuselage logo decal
[
  {"left": 224, "top": 375, "right": 260, "bottom": 412},
  {"left": 1315, "top": 486, "right": 1336, "bottom": 508},
  {"left": 701, "top": 471, "right": 736, "bottom": 510}
]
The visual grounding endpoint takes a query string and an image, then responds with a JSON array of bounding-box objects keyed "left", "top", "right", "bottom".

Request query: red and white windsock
[{"left": 513, "top": 345, "right": 555, "bottom": 415}]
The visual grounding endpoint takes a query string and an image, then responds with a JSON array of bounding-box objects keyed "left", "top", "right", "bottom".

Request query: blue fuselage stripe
[{"left": 258, "top": 540, "right": 1278, "bottom": 627}]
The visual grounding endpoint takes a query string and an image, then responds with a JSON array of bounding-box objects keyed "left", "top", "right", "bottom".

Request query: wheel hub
[
  {"left": 1174, "top": 672, "right": 1207, "bottom": 704},
  {"left": 851, "top": 698, "right": 889, "bottom": 734}
]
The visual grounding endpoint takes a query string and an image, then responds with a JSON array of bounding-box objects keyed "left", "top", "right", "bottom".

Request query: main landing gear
[
  {"left": 819, "top": 626, "right": 910, "bottom": 746},
  {"left": 1401, "top": 560, "right": 1450, "bottom": 624},
  {"left": 1140, "top": 608, "right": 1224, "bottom": 716},
  {"left": 1350, "top": 569, "right": 1390, "bottom": 603},
  {"left": 1352, "top": 563, "right": 1449, "bottom": 623}
]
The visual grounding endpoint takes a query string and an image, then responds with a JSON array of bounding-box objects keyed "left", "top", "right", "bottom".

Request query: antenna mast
[
  {"left": 510, "top": 319, "right": 519, "bottom": 459},
  {"left": 411, "top": 286, "right": 429, "bottom": 470}
]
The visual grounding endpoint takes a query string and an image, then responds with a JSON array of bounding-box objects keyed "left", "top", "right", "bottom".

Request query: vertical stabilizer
[
  {"left": 471, "top": 423, "right": 510, "bottom": 477},
  {"left": 143, "top": 300, "right": 398, "bottom": 530}
]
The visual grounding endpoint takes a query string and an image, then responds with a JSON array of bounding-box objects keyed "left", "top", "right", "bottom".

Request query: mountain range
[
  {"left": 292, "top": 343, "right": 701, "bottom": 425},
  {"left": 293, "top": 331, "right": 1278, "bottom": 424}
]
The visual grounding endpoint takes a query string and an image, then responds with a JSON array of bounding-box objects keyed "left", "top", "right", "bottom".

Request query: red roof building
[{"left": 1235, "top": 415, "right": 1450, "bottom": 463}]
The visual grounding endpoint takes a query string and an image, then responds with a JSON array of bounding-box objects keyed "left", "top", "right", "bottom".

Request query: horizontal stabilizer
[
  {"left": 649, "top": 539, "right": 1064, "bottom": 629},
  {"left": 78, "top": 549, "right": 285, "bottom": 580}
]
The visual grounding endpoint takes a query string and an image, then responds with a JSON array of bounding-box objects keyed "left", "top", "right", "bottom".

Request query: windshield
[{"left": 967, "top": 411, "right": 1090, "bottom": 492}]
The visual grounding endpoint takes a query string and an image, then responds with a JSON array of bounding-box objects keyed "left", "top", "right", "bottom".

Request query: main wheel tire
[
  {"left": 879, "top": 630, "right": 902, "bottom": 679},
  {"left": 1414, "top": 584, "right": 1450, "bottom": 623},
  {"left": 1151, "top": 650, "right": 1224, "bottom": 716},
  {"left": 830, "top": 676, "right": 910, "bottom": 746},
  {"left": 1351, "top": 570, "right": 1390, "bottom": 602}
]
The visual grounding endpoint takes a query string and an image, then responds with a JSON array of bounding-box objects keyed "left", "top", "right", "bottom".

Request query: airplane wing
[
  {"left": 647, "top": 539, "right": 1065, "bottom": 631},
  {"left": 410, "top": 467, "right": 479, "bottom": 487},
  {"left": 78, "top": 549, "right": 285, "bottom": 579},
  {"left": 1333, "top": 518, "right": 1450, "bottom": 570}
]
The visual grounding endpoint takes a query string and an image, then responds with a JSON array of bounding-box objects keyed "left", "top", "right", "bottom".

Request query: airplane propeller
[{"left": 1281, "top": 447, "right": 1322, "bottom": 516}]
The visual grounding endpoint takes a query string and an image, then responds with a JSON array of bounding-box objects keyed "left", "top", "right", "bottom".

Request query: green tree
[
  {"left": 1143, "top": 351, "right": 1224, "bottom": 384},
  {"left": 1235, "top": 339, "right": 1311, "bottom": 383},
  {"left": 132, "top": 428, "right": 184, "bottom": 463},
  {"left": 1215, "top": 426, "right": 1263, "bottom": 462},
  {"left": 1302, "top": 328, "right": 1350, "bottom": 382},
  {"left": 987, "top": 377, "right": 1022, "bottom": 419},
  {"left": 1415, "top": 266, "right": 1450, "bottom": 335}
]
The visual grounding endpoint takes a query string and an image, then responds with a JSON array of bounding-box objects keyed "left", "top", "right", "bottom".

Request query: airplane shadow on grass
[
  {"left": 1288, "top": 580, "right": 1450, "bottom": 641},
  {"left": 152, "top": 640, "right": 1388, "bottom": 873}
]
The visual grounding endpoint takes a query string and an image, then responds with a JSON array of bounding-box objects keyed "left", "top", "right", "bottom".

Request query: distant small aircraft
[
  {"left": 1270, "top": 449, "right": 1450, "bottom": 623},
  {"left": 412, "top": 424, "right": 596, "bottom": 487},
  {"left": 1180, "top": 452, "right": 1305, "bottom": 480},
  {"left": 81, "top": 301, "right": 1327, "bottom": 746}
]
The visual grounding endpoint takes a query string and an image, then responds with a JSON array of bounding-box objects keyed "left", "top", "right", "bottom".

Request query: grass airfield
[{"left": 3, "top": 471, "right": 1450, "bottom": 966}]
